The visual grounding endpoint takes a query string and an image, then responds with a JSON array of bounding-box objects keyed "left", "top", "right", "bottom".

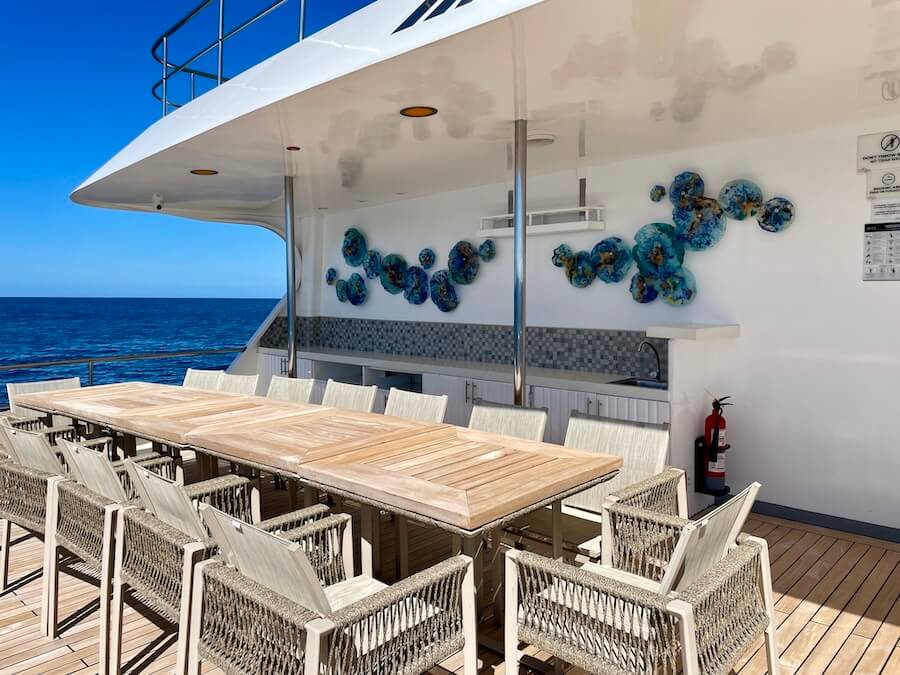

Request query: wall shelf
[{"left": 477, "top": 206, "right": 605, "bottom": 238}]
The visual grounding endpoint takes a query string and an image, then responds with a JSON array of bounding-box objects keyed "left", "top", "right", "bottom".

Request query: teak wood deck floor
[{"left": 1, "top": 464, "right": 898, "bottom": 674}]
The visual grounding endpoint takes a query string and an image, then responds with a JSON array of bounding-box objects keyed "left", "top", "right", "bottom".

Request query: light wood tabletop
[{"left": 17, "top": 382, "right": 622, "bottom": 533}]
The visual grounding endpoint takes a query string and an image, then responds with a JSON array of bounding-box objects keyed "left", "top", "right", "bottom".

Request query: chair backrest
[
  {"left": 0, "top": 421, "right": 64, "bottom": 475},
  {"left": 468, "top": 399, "right": 548, "bottom": 441},
  {"left": 321, "top": 379, "right": 378, "bottom": 413},
  {"left": 660, "top": 482, "right": 761, "bottom": 594},
  {"left": 563, "top": 414, "right": 669, "bottom": 513},
  {"left": 59, "top": 439, "right": 128, "bottom": 502},
  {"left": 125, "top": 460, "right": 209, "bottom": 541},
  {"left": 266, "top": 376, "right": 315, "bottom": 403},
  {"left": 183, "top": 369, "right": 224, "bottom": 390},
  {"left": 384, "top": 388, "right": 448, "bottom": 423},
  {"left": 7, "top": 377, "right": 81, "bottom": 426},
  {"left": 218, "top": 373, "right": 260, "bottom": 396},
  {"left": 199, "top": 503, "right": 332, "bottom": 615}
]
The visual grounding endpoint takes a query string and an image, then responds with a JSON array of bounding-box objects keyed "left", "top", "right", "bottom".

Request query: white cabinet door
[
  {"left": 422, "top": 374, "right": 468, "bottom": 426},
  {"left": 468, "top": 378, "right": 514, "bottom": 407},
  {"left": 600, "top": 395, "right": 670, "bottom": 424},
  {"left": 530, "top": 386, "right": 591, "bottom": 444}
]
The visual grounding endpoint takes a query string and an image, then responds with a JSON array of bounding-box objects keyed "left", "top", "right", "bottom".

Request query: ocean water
[{"left": 0, "top": 297, "right": 278, "bottom": 410}]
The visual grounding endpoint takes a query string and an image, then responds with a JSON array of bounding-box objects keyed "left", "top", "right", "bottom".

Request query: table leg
[
  {"left": 552, "top": 500, "right": 563, "bottom": 560},
  {"left": 395, "top": 516, "right": 409, "bottom": 580},
  {"left": 118, "top": 433, "right": 136, "bottom": 459},
  {"left": 359, "top": 505, "right": 375, "bottom": 577}
]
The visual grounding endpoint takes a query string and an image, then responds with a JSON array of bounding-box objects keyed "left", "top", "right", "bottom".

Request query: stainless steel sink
[{"left": 611, "top": 377, "right": 669, "bottom": 390}]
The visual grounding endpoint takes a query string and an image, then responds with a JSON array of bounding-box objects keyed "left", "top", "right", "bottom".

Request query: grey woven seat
[
  {"left": 182, "top": 368, "right": 224, "bottom": 390},
  {"left": 218, "top": 372, "right": 260, "bottom": 395},
  {"left": 108, "top": 461, "right": 330, "bottom": 675},
  {"left": 467, "top": 398, "right": 548, "bottom": 441},
  {"left": 506, "top": 482, "right": 780, "bottom": 675},
  {"left": 267, "top": 375, "right": 316, "bottom": 403},
  {"left": 188, "top": 505, "right": 477, "bottom": 675},
  {"left": 321, "top": 379, "right": 378, "bottom": 412}
]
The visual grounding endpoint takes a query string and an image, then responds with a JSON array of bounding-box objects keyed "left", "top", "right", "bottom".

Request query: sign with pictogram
[
  {"left": 867, "top": 168, "right": 900, "bottom": 197},
  {"left": 858, "top": 131, "right": 900, "bottom": 171}
]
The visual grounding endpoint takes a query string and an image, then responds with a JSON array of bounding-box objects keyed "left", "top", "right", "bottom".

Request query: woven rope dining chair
[
  {"left": 106, "top": 460, "right": 329, "bottom": 675},
  {"left": 467, "top": 398, "right": 548, "bottom": 441},
  {"left": 183, "top": 369, "right": 224, "bottom": 390},
  {"left": 6, "top": 377, "right": 82, "bottom": 429},
  {"left": 218, "top": 372, "right": 260, "bottom": 396},
  {"left": 321, "top": 380, "right": 378, "bottom": 413},
  {"left": 188, "top": 504, "right": 477, "bottom": 675},
  {"left": 509, "top": 413, "right": 682, "bottom": 562},
  {"left": 505, "top": 482, "right": 779, "bottom": 675},
  {"left": 267, "top": 375, "right": 316, "bottom": 403}
]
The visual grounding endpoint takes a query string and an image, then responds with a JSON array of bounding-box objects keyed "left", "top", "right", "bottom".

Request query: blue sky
[{"left": 0, "top": 0, "right": 374, "bottom": 299}]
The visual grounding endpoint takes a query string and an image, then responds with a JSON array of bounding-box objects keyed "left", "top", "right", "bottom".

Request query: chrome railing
[
  {"left": 0, "top": 347, "right": 245, "bottom": 387},
  {"left": 152, "top": 0, "right": 306, "bottom": 116}
]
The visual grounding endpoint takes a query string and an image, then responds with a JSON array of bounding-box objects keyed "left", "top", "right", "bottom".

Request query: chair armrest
[
  {"left": 607, "top": 467, "right": 686, "bottom": 516},
  {"left": 55, "top": 481, "right": 115, "bottom": 566},
  {"left": 185, "top": 475, "right": 254, "bottom": 523},
  {"left": 676, "top": 538, "right": 770, "bottom": 674},
  {"left": 80, "top": 436, "right": 115, "bottom": 452},
  {"left": 0, "top": 461, "right": 54, "bottom": 533},
  {"left": 112, "top": 454, "right": 178, "bottom": 499},
  {"left": 325, "top": 556, "right": 471, "bottom": 675},
  {"left": 196, "top": 561, "right": 317, "bottom": 674},
  {"left": 282, "top": 513, "right": 352, "bottom": 586},
  {"left": 604, "top": 502, "right": 690, "bottom": 580},
  {"left": 257, "top": 503, "right": 330, "bottom": 534}
]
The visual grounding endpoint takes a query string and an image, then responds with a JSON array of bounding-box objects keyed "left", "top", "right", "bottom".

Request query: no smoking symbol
[
  {"left": 882, "top": 134, "right": 900, "bottom": 151},
  {"left": 883, "top": 173, "right": 897, "bottom": 187}
]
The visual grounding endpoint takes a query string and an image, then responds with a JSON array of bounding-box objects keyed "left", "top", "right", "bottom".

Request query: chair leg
[
  {"left": 109, "top": 507, "right": 133, "bottom": 675},
  {"left": 755, "top": 537, "right": 781, "bottom": 675},
  {"left": 98, "top": 505, "right": 118, "bottom": 675},
  {"left": 0, "top": 518, "right": 10, "bottom": 592},
  {"left": 41, "top": 478, "right": 63, "bottom": 638},
  {"left": 461, "top": 557, "right": 478, "bottom": 675},
  {"left": 176, "top": 543, "right": 205, "bottom": 675},
  {"left": 668, "top": 599, "right": 700, "bottom": 675},
  {"left": 504, "top": 552, "right": 520, "bottom": 674},
  {"left": 187, "top": 560, "right": 214, "bottom": 675}
]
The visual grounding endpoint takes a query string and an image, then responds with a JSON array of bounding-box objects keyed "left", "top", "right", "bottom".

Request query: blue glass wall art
[
  {"left": 630, "top": 274, "right": 660, "bottom": 303},
  {"left": 757, "top": 197, "right": 795, "bottom": 233},
  {"left": 363, "top": 250, "right": 382, "bottom": 279},
  {"left": 552, "top": 244, "right": 574, "bottom": 268},
  {"left": 325, "top": 268, "right": 338, "bottom": 286},
  {"left": 650, "top": 185, "right": 667, "bottom": 203},
  {"left": 591, "top": 238, "right": 633, "bottom": 283},
  {"left": 633, "top": 223, "right": 685, "bottom": 279},
  {"left": 478, "top": 239, "right": 497, "bottom": 262},
  {"left": 669, "top": 172, "right": 704, "bottom": 208},
  {"left": 719, "top": 179, "right": 763, "bottom": 220},
  {"left": 335, "top": 278, "right": 349, "bottom": 303},
  {"left": 429, "top": 270, "right": 459, "bottom": 312},
  {"left": 341, "top": 228, "right": 367, "bottom": 266},
  {"left": 565, "top": 251, "right": 596, "bottom": 288},
  {"left": 659, "top": 267, "right": 697, "bottom": 306},
  {"left": 673, "top": 196, "right": 727, "bottom": 251},
  {"left": 404, "top": 266, "right": 429, "bottom": 305},
  {"left": 448, "top": 241, "right": 480, "bottom": 285},
  {"left": 345, "top": 273, "right": 368, "bottom": 306},
  {"left": 379, "top": 254, "right": 409, "bottom": 294},
  {"left": 418, "top": 248, "right": 436, "bottom": 270}
]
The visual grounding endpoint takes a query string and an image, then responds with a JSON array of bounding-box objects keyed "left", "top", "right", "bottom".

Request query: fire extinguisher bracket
[{"left": 694, "top": 436, "right": 731, "bottom": 498}]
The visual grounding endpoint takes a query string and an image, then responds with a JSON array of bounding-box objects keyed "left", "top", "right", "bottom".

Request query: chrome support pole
[
  {"left": 161, "top": 37, "right": 168, "bottom": 116},
  {"left": 299, "top": 0, "right": 307, "bottom": 40},
  {"left": 284, "top": 176, "right": 298, "bottom": 378},
  {"left": 217, "top": 0, "right": 225, "bottom": 85},
  {"left": 513, "top": 119, "right": 528, "bottom": 406}
]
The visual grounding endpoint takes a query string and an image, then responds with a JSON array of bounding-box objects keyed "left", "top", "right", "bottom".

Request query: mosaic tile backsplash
[{"left": 260, "top": 317, "right": 668, "bottom": 380}]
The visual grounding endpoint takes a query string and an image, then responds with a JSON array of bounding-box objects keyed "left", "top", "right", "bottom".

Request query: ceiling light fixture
[
  {"left": 400, "top": 105, "right": 438, "bottom": 118},
  {"left": 286, "top": 145, "right": 301, "bottom": 151},
  {"left": 190, "top": 169, "right": 219, "bottom": 176},
  {"left": 527, "top": 132, "right": 556, "bottom": 148}
]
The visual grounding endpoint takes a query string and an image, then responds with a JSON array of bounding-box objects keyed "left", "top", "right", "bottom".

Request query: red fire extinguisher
[{"left": 703, "top": 396, "right": 732, "bottom": 493}]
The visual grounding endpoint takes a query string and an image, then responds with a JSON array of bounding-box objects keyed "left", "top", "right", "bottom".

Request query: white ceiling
[{"left": 73, "top": 0, "right": 900, "bottom": 232}]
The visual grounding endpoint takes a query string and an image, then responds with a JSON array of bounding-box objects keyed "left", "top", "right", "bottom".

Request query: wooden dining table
[{"left": 16, "top": 381, "right": 622, "bottom": 620}]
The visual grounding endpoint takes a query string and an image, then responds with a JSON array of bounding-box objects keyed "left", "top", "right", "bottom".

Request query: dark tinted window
[{"left": 304, "top": 0, "right": 379, "bottom": 37}]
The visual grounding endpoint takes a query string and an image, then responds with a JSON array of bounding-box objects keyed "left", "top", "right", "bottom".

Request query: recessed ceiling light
[
  {"left": 400, "top": 106, "right": 438, "bottom": 118},
  {"left": 190, "top": 169, "right": 218, "bottom": 176},
  {"left": 357, "top": 199, "right": 369, "bottom": 203},
  {"left": 318, "top": 207, "right": 328, "bottom": 211},
  {"left": 527, "top": 132, "right": 556, "bottom": 148},
  {"left": 286, "top": 145, "right": 301, "bottom": 151}
]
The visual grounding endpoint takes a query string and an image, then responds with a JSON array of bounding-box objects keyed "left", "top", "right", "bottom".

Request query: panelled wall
[{"left": 289, "top": 119, "right": 900, "bottom": 530}]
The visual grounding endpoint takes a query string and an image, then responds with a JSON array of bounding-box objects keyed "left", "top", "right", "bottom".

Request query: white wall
[{"left": 312, "top": 120, "right": 900, "bottom": 529}]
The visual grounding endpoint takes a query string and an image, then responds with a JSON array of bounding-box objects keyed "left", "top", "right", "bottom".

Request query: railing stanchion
[
  {"left": 299, "top": 0, "right": 307, "bottom": 40},
  {"left": 88, "top": 360, "right": 94, "bottom": 386},
  {"left": 191, "top": 73, "right": 196, "bottom": 100},
  {"left": 217, "top": 0, "right": 225, "bottom": 85},
  {"left": 161, "top": 36, "right": 169, "bottom": 116}
]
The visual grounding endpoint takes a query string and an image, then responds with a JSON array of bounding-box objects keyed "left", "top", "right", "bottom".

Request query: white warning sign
[
  {"left": 858, "top": 131, "right": 900, "bottom": 171},
  {"left": 867, "top": 168, "right": 900, "bottom": 198}
]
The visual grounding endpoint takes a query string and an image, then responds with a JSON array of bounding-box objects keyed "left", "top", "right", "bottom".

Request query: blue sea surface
[{"left": 0, "top": 298, "right": 278, "bottom": 410}]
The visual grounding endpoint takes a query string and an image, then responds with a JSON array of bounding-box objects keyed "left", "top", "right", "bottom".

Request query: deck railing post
[
  {"left": 513, "top": 119, "right": 528, "bottom": 406},
  {"left": 299, "top": 0, "right": 307, "bottom": 40},
  {"left": 217, "top": 0, "right": 225, "bottom": 85},
  {"left": 284, "top": 176, "right": 298, "bottom": 378},
  {"left": 161, "top": 37, "right": 169, "bottom": 117},
  {"left": 88, "top": 360, "right": 94, "bottom": 386}
]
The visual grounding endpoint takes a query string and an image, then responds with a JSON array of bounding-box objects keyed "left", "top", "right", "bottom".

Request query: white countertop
[{"left": 259, "top": 347, "right": 669, "bottom": 401}]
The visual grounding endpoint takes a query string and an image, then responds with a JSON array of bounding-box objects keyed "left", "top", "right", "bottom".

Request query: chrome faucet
[{"left": 638, "top": 340, "right": 662, "bottom": 382}]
